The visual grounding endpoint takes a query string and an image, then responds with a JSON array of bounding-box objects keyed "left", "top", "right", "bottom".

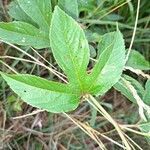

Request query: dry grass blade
[
  {"left": 30, "top": 47, "right": 57, "bottom": 70},
  {"left": 0, "top": 56, "right": 42, "bottom": 65},
  {"left": 99, "top": 0, "right": 131, "bottom": 20},
  {"left": 0, "top": 55, "right": 67, "bottom": 83},
  {"left": 64, "top": 113, "right": 107, "bottom": 150},
  {"left": 30, "top": 47, "right": 67, "bottom": 78},
  {"left": 12, "top": 109, "right": 44, "bottom": 120},
  {"left": 0, "top": 40, "right": 68, "bottom": 83},
  {"left": 124, "top": 66, "right": 150, "bottom": 79},
  {"left": 123, "top": 133, "right": 143, "bottom": 150},
  {"left": 122, "top": 77, "right": 150, "bottom": 121},
  {"left": 86, "top": 95, "right": 132, "bottom": 150},
  {"left": 0, "top": 60, "right": 18, "bottom": 74},
  {"left": 122, "top": 126, "right": 150, "bottom": 137},
  {"left": 64, "top": 112, "right": 127, "bottom": 149}
]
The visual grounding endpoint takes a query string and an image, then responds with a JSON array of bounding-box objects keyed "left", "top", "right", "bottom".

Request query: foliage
[
  {"left": 126, "top": 50, "right": 150, "bottom": 70},
  {"left": 114, "top": 75, "right": 145, "bottom": 104},
  {"left": 58, "top": 0, "right": 78, "bottom": 19},
  {"left": 0, "top": 0, "right": 52, "bottom": 48},
  {"left": 0, "top": 0, "right": 150, "bottom": 148},
  {"left": 0, "top": 6, "right": 125, "bottom": 113}
]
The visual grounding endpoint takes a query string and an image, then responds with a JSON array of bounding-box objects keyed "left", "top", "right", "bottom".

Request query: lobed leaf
[
  {"left": 50, "top": 6, "right": 90, "bottom": 92},
  {"left": 0, "top": 5, "right": 128, "bottom": 114},
  {"left": 0, "top": 21, "right": 49, "bottom": 49},
  {"left": 0, "top": 72, "right": 80, "bottom": 113},
  {"left": 88, "top": 31, "right": 126, "bottom": 96}
]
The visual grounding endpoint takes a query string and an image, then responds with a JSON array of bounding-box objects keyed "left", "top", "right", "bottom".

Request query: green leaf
[
  {"left": 143, "top": 80, "right": 150, "bottom": 105},
  {"left": 139, "top": 122, "right": 150, "bottom": 144},
  {"left": 139, "top": 79, "right": 150, "bottom": 142},
  {"left": 58, "top": 0, "right": 79, "bottom": 19},
  {"left": 89, "top": 45, "right": 96, "bottom": 58},
  {"left": 17, "top": 0, "right": 52, "bottom": 33},
  {"left": 97, "top": 32, "right": 117, "bottom": 55},
  {"left": 1, "top": 0, "right": 52, "bottom": 49},
  {"left": 0, "top": 21, "right": 49, "bottom": 49},
  {"left": 126, "top": 50, "right": 150, "bottom": 70},
  {"left": 8, "top": 0, "right": 36, "bottom": 26},
  {"left": 78, "top": 0, "right": 95, "bottom": 12},
  {"left": 50, "top": 6, "right": 90, "bottom": 92},
  {"left": 0, "top": 72, "right": 80, "bottom": 113},
  {"left": 88, "top": 31, "right": 126, "bottom": 96},
  {"left": 114, "top": 75, "right": 145, "bottom": 103}
]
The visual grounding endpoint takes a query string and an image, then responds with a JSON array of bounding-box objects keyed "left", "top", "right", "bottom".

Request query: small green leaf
[
  {"left": 78, "top": 0, "right": 95, "bottom": 12},
  {"left": 97, "top": 32, "right": 116, "bottom": 55},
  {"left": 89, "top": 45, "right": 96, "bottom": 58},
  {"left": 17, "top": 0, "right": 52, "bottom": 33},
  {"left": 58, "top": 0, "right": 79, "bottom": 19},
  {"left": 8, "top": 0, "right": 36, "bottom": 26},
  {"left": 126, "top": 50, "right": 150, "bottom": 70},
  {"left": 114, "top": 75, "right": 145, "bottom": 103},
  {"left": 0, "top": 73, "right": 80, "bottom": 113},
  {"left": 0, "top": 21, "right": 49, "bottom": 49},
  {"left": 50, "top": 6, "right": 90, "bottom": 92},
  {"left": 88, "top": 31, "right": 126, "bottom": 96},
  {"left": 139, "top": 80, "right": 150, "bottom": 143},
  {"left": 143, "top": 80, "right": 150, "bottom": 105},
  {"left": 139, "top": 122, "right": 150, "bottom": 144}
]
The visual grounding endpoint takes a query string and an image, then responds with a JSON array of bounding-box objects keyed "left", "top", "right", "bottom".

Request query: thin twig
[
  {"left": 12, "top": 109, "right": 44, "bottom": 120},
  {"left": 125, "top": 0, "right": 141, "bottom": 62},
  {"left": 0, "top": 40, "right": 68, "bottom": 83},
  {"left": 64, "top": 113, "right": 107, "bottom": 150},
  {"left": 0, "top": 60, "right": 18, "bottom": 74},
  {"left": 30, "top": 47, "right": 67, "bottom": 78},
  {"left": 123, "top": 133, "right": 143, "bottom": 150}
]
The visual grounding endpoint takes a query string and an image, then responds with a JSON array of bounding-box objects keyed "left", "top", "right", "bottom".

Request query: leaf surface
[
  {"left": 58, "top": 0, "right": 79, "bottom": 19},
  {"left": 126, "top": 50, "right": 150, "bottom": 70},
  {"left": 8, "top": 0, "right": 36, "bottom": 26},
  {"left": 50, "top": 6, "right": 90, "bottom": 92},
  {"left": 139, "top": 122, "right": 150, "bottom": 144},
  {"left": 0, "top": 21, "right": 49, "bottom": 49},
  {"left": 143, "top": 80, "right": 150, "bottom": 105},
  {"left": 0, "top": 73, "right": 80, "bottom": 113},
  {"left": 114, "top": 75, "right": 145, "bottom": 103},
  {"left": 97, "top": 32, "right": 117, "bottom": 55},
  {"left": 88, "top": 31, "right": 126, "bottom": 96},
  {"left": 17, "top": 0, "right": 52, "bottom": 33}
]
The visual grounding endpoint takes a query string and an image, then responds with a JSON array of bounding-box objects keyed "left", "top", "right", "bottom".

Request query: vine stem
[
  {"left": 125, "top": 0, "right": 141, "bottom": 62},
  {"left": 86, "top": 95, "right": 132, "bottom": 150}
]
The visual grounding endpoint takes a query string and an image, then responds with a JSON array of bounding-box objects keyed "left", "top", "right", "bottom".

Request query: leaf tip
[{"left": 54, "top": 5, "right": 61, "bottom": 12}]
